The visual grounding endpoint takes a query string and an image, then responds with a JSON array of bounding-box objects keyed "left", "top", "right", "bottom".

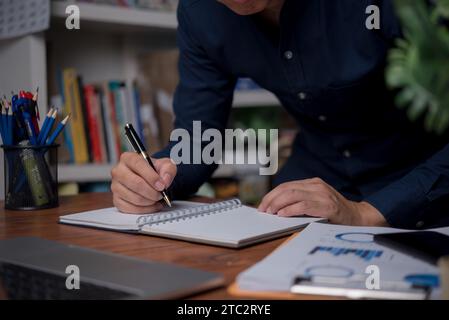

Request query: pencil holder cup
[{"left": 1, "top": 144, "right": 59, "bottom": 210}]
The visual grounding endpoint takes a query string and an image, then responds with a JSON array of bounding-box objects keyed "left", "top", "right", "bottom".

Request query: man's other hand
[{"left": 258, "top": 178, "right": 388, "bottom": 226}]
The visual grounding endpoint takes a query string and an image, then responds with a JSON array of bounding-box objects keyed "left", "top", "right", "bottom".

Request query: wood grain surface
[{"left": 0, "top": 192, "right": 307, "bottom": 299}]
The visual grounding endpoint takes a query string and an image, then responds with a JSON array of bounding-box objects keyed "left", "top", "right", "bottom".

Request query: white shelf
[
  {"left": 58, "top": 164, "right": 114, "bottom": 183},
  {"left": 59, "top": 150, "right": 268, "bottom": 182},
  {"left": 213, "top": 164, "right": 262, "bottom": 178},
  {"left": 59, "top": 162, "right": 263, "bottom": 182},
  {"left": 233, "top": 90, "right": 280, "bottom": 108},
  {"left": 51, "top": 1, "right": 177, "bottom": 32}
]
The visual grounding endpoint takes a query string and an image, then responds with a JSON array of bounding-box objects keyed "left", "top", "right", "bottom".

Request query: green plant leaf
[{"left": 387, "top": 0, "right": 449, "bottom": 134}]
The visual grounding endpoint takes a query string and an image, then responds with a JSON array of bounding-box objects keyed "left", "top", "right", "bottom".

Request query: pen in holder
[{"left": 2, "top": 142, "right": 59, "bottom": 210}]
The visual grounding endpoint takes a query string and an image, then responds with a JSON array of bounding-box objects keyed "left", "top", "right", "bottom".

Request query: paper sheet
[{"left": 237, "top": 223, "right": 449, "bottom": 298}]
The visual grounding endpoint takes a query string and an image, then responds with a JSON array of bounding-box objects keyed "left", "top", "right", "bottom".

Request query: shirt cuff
[{"left": 364, "top": 167, "right": 439, "bottom": 229}]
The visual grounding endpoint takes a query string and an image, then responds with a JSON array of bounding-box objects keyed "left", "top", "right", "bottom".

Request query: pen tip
[{"left": 163, "top": 194, "right": 172, "bottom": 208}]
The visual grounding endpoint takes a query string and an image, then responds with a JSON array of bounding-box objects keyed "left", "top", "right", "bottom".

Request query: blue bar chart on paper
[{"left": 309, "top": 246, "right": 383, "bottom": 262}]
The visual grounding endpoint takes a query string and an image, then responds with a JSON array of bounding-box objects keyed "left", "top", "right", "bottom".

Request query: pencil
[
  {"left": 47, "top": 114, "right": 70, "bottom": 145},
  {"left": 33, "top": 87, "right": 40, "bottom": 121},
  {"left": 0, "top": 100, "right": 5, "bottom": 144},
  {"left": 20, "top": 106, "right": 38, "bottom": 146},
  {"left": 40, "top": 109, "right": 58, "bottom": 145},
  {"left": 37, "top": 107, "right": 54, "bottom": 144},
  {"left": 32, "top": 87, "right": 39, "bottom": 102},
  {"left": 5, "top": 100, "right": 12, "bottom": 145},
  {"left": 1, "top": 97, "right": 10, "bottom": 145}
]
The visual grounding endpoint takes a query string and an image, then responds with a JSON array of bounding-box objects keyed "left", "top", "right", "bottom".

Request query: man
[{"left": 111, "top": 0, "right": 449, "bottom": 229}]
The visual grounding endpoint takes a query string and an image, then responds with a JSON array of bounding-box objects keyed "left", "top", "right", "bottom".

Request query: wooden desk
[{"left": 0, "top": 192, "right": 291, "bottom": 299}]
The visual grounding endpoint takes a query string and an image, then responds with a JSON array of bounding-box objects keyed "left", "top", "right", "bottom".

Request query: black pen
[{"left": 124, "top": 123, "right": 172, "bottom": 207}]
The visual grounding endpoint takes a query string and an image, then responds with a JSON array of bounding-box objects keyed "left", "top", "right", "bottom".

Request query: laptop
[{"left": 0, "top": 237, "right": 224, "bottom": 300}]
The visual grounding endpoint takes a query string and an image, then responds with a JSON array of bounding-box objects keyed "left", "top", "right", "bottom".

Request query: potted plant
[{"left": 386, "top": 0, "right": 449, "bottom": 134}]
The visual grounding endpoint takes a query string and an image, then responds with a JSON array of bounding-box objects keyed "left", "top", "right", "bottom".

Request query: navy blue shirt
[{"left": 155, "top": 0, "right": 449, "bottom": 229}]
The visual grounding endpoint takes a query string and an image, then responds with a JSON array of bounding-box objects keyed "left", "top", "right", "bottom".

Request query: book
[
  {"left": 78, "top": 76, "right": 93, "bottom": 163},
  {"left": 109, "top": 81, "right": 127, "bottom": 152},
  {"left": 59, "top": 199, "right": 320, "bottom": 248},
  {"left": 98, "top": 89, "right": 111, "bottom": 163},
  {"left": 63, "top": 69, "right": 89, "bottom": 164},
  {"left": 55, "top": 72, "right": 75, "bottom": 163},
  {"left": 102, "top": 82, "right": 121, "bottom": 164},
  {"left": 132, "top": 81, "right": 145, "bottom": 143},
  {"left": 84, "top": 85, "right": 105, "bottom": 163},
  {"left": 51, "top": 61, "right": 154, "bottom": 164}
]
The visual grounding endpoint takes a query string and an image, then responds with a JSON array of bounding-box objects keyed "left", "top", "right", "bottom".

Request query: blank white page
[
  {"left": 60, "top": 201, "right": 202, "bottom": 231},
  {"left": 141, "top": 205, "right": 320, "bottom": 247},
  {"left": 60, "top": 207, "right": 141, "bottom": 231}
]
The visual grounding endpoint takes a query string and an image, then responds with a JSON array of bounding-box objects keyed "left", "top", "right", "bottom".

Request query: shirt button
[
  {"left": 298, "top": 92, "right": 307, "bottom": 100},
  {"left": 284, "top": 50, "right": 293, "bottom": 60},
  {"left": 416, "top": 221, "right": 425, "bottom": 228},
  {"left": 343, "top": 150, "right": 351, "bottom": 158},
  {"left": 318, "top": 115, "right": 327, "bottom": 122}
]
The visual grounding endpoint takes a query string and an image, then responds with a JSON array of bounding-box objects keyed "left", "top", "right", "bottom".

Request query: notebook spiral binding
[{"left": 136, "top": 199, "right": 242, "bottom": 228}]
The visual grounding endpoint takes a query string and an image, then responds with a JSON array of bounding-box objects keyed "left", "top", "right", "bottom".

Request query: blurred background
[{"left": 0, "top": 0, "right": 298, "bottom": 204}]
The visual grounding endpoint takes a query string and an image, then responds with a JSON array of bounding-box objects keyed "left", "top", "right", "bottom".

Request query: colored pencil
[
  {"left": 47, "top": 114, "right": 71, "bottom": 145},
  {"left": 37, "top": 108, "right": 54, "bottom": 144},
  {"left": 40, "top": 109, "right": 57, "bottom": 145}
]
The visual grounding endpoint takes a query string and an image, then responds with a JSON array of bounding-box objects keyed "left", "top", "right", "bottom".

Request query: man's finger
[
  {"left": 258, "top": 184, "right": 288, "bottom": 212},
  {"left": 113, "top": 164, "right": 162, "bottom": 202},
  {"left": 277, "top": 201, "right": 324, "bottom": 217},
  {"left": 114, "top": 196, "right": 164, "bottom": 215},
  {"left": 259, "top": 181, "right": 322, "bottom": 212},
  {"left": 153, "top": 158, "right": 177, "bottom": 187},
  {"left": 111, "top": 181, "right": 157, "bottom": 207},
  {"left": 122, "top": 152, "right": 163, "bottom": 191},
  {"left": 266, "top": 189, "right": 323, "bottom": 214}
]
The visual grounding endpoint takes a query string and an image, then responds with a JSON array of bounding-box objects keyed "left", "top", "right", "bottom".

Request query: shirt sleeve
[
  {"left": 365, "top": 142, "right": 449, "bottom": 228},
  {"left": 153, "top": 3, "right": 236, "bottom": 199}
]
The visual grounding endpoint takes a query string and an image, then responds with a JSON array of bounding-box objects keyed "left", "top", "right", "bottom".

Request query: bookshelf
[
  {"left": 51, "top": 2, "right": 178, "bottom": 31},
  {"left": 58, "top": 149, "right": 269, "bottom": 182},
  {"left": 58, "top": 164, "right": 113, "bottom": 183},
  {"left": 0, "top": 1, "right": 281, "bottom": 199}
]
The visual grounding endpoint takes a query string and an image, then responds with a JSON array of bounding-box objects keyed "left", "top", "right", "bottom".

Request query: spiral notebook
[{"left": 59, "top": 199, "right": 320, "bottom": 248}]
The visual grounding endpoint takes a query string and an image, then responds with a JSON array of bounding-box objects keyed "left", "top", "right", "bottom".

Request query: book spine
[
  {"left": 109, "top": 81, "right": 127, "bottom": 153},
  {"left": 118, "top": 83, "right": 131, "bottom": 151},
  {"left": 94, "top": 87, "right": 108, "bottom": 164},
  {"left": 64, "top": 69, "right": 89, "bottom": 164},
  {"left": 57, "top": 70, "right": 74, "bottom": 163},
  {"left": 98, "top": 89, "right": 111, "bottom": 163},
  {"left": 103, "top": 83, "right": 120, "bottom": 163},
  {"left": 132, "top": 82, "right": 145, "bottom": 145},
  {"left": 78, "top": 76, "right": 93, "bottom": 163},
  {"left": 84, "top": 85, "right": 103, "bottom": 163}
]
